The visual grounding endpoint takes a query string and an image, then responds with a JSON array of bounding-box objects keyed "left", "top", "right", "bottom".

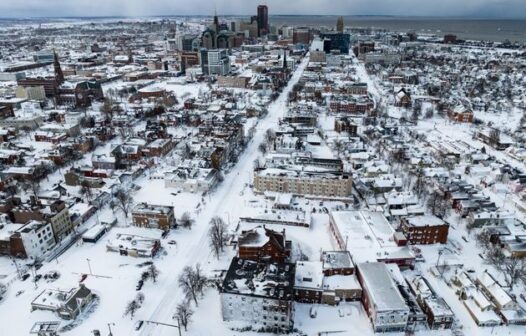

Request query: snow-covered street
[{"left": 133, "top": 56, "right": 310, "bottom": 336}]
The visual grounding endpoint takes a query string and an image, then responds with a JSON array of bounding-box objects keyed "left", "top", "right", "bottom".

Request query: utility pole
[
  {"left": 87, "top": 258, "right": 93, "bottom": 275},
  {"left": 144, "top": 320, "right": 182, "bottom": 336},
  {"left": 11, "top": 256, "right": 21, "bottom": 279}
]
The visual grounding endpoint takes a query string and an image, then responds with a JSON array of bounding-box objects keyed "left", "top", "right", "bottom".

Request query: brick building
[
  {"left": 238, "top": 226, "right": 291, "bottom": 263},
  {"left": 400, "top": 215, "right": 449, "bottom": 245},
  {"left": 131, "top": 203, "right": 175, "bottom": 231}
]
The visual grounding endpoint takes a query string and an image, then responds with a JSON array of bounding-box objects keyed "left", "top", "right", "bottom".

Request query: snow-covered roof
[
  {"left": 294, "top": 261, "right": 323, "bottom": 290},
  {"left": 358, "top": 262, "right": 409, "bottom": 312}
]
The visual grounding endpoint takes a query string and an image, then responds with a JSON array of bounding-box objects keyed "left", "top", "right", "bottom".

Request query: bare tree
[
  {"left": 258, "top": 142, "right": 268, "bottom": 154},
  {"left": 489, "top": 128, "right": 501, "bottom": 147},
  {"left": 80, "top": 180, "right": 93, "bottom": 201},
  {"left": 193, "top": 263, "right": 207, "bottom": 296},
  {"left": 503, "top": 257, "right": 526, "bottom": 290},
  {"left": 174, "top": 300, "right": 194, "bottom": 331},
  {"left": 411, "top": 168, "right": 427, "bottom": 199},
  {"left": 265, "top": 129, "right": 276, "bottom": 149},
  {"left": 124, "top": 299, "right": 140, "bottom": 319},
  {"left": 410, "top": 105, "right": 420, "bottom": 123},
  {"left": 101, "top": 97, "right": 114, "bottom": 120},
  {"left": 427, "top": 190, "right": 450, "bottom": 219},
  {"left": 141, "top": 271, "right": 150, "bottom": 282},
  {"left": 179, "top": 212, "right": 194, "bottom": 230},
  {"left": 389, "top": 148, "right": 406, "bottom": 165},
  {"left": 208, "top": 216, "right": 228, "bottom": 259},
  {"left": 424, "top": 107, "right": 434, "bottom": 118},
  {"left": 148, "top": 263, "right": 160, "bottom": 283},
  {"left": 28, "top": 178, "right": 41, "bottom": 201},
  {"left": 333, "top": 139, "right": 344, "bottom": 158},
  {"left": 475, "top": 230, "right": 492, "bottom": 250},
  {"left": 136, "top": 292, "right": 145, "bottom": 305},
  {"left": 114, "top": 188, "right": 133, "bottom": 219},
  {"left": 485, "top": 246, "right": 526, "bottom": 290},
  {"left": 178, "top": 264, "right": 207, "bottom": 306}
]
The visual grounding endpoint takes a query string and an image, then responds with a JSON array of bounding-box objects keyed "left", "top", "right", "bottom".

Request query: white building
[
  {"left": 357, "top": 262, "right": 410, "bottom": 333},
  {"left": 164, "top": 167, "right": 217, "bottom": 193},
  {"left": 16, "top": 220, "right": 56, "bottom": 261},
  {"left": 64, "top": 111, "right": 84, "bottom": 125},
  {"left": 221, "top": 258, "right": 295, "bottom": 333},
  {"left": 206, "top": 50, "right": 230, "bottom": 76}
]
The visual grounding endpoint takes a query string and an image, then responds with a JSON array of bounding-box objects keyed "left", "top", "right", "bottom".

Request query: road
[{"left": 135, "top": 56, "right": 309, "bottom": 336}]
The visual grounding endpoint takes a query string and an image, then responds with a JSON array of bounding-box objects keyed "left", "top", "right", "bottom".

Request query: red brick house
[
  {"left": 448, "top": 104, "right": 474, "bottom": 123},
  {"left": 394, "top": 88, "right": 412, "bottom": 108},
  {"left": 238, "top": 226, "right": 291, "bottom": 263}
]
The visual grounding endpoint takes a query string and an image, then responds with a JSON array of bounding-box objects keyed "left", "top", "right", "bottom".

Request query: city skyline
[{"left": 0, "top": 0, "right": 525, "bottom": 19}]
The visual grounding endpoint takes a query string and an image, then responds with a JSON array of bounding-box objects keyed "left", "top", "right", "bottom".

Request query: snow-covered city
[{"left": 0, "top": 1, "right": 526, "bottom": 336}]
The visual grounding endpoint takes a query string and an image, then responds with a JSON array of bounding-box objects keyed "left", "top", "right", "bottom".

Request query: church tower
[{"left": 53, "top": 50, "right": 64, "bottom": 84}]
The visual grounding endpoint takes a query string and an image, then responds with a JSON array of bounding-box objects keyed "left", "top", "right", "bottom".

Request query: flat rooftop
[{"left": 358, "top": 262, "right": 408, "bottom": 313}]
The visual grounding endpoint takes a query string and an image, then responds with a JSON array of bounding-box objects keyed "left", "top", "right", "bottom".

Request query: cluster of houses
[
  {"left": 452, "top": 271, "right": 526, "bottom": 326},
  {"left": 217, "top": 26, "right": 526, "bottom": 333}
]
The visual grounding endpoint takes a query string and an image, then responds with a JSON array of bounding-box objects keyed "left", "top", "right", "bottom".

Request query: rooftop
[
  {"left": 358, "top": 262, "right": 409, "bottom": 312},
  {"left": 222, "top": 257, "right": 295, "bottom": 300}
]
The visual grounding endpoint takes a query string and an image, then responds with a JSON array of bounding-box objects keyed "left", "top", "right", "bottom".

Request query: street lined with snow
[{"left": 135, "top": 56, "right": 309, "bottom": 336}]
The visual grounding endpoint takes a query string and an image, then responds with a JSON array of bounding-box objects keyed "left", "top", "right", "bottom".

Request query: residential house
[
  {"left": 238, "top": 226, "right": 291, "bottom": 264},
  {"left": 31, "top": 284, "right": 94, "bottom": 320}
]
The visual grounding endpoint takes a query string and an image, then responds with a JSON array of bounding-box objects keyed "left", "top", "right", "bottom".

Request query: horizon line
[{"left": 0, "top": 14, "right": 525, "bottom": 20}]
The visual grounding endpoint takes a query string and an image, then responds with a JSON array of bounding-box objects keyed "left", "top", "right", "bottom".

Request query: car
[
  {"left": 135, "top": 320, "right": 144, "bottom": 331},
  {"left": 309, "top": 306, "right": 317, "bottom": 318},
  {"left": 168, "top": 240, "right": 177, "bottom": 245},
  {"left": 136, "top": 280, "right": 144, "bottom": 291},
  {"left": 21, "top": 273, "right": 30, "bottom": 281}
]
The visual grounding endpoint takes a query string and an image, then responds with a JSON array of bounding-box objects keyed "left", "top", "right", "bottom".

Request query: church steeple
[
  {"left": 213, "top": 9, "right": 219, "bottom": 33},
  {"left": 53, "top": 50, "right": 64, "bottom": 84}
]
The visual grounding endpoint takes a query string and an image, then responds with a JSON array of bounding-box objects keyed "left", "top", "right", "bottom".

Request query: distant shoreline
[
  {"left": 0, "top": 15, "right": 525, "bottom": 20},
  {"left": 0, "top": 15, "right": 524, "bottom": 42}
]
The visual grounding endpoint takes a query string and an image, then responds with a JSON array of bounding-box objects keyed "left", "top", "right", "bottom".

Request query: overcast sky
[{"left": 0, "top": 0, "right": 524, "bottom": 18}]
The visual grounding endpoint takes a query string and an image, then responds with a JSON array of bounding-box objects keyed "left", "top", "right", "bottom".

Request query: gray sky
[{"left": 0, "top": 0, "right": 524, "bottom": 18}]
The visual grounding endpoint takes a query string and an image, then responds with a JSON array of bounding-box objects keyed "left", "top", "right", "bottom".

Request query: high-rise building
[
  {"left": 200, "top": 49, "right": 230, "bottom": 76},
  {"left": 320, "top": 32, "right": 351, "bottom": 54},
  {"left": 336, "top": 16, "right": 344, "bottom": 33},
  {"left": 176, "top": 34, "right": 197, "bottom": 51},
  {"left": 257, "top": 5, "right": 269, "bottom": 37},
  {"left": 293, "top": 27, "right": 311, "bottom": 45}
]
